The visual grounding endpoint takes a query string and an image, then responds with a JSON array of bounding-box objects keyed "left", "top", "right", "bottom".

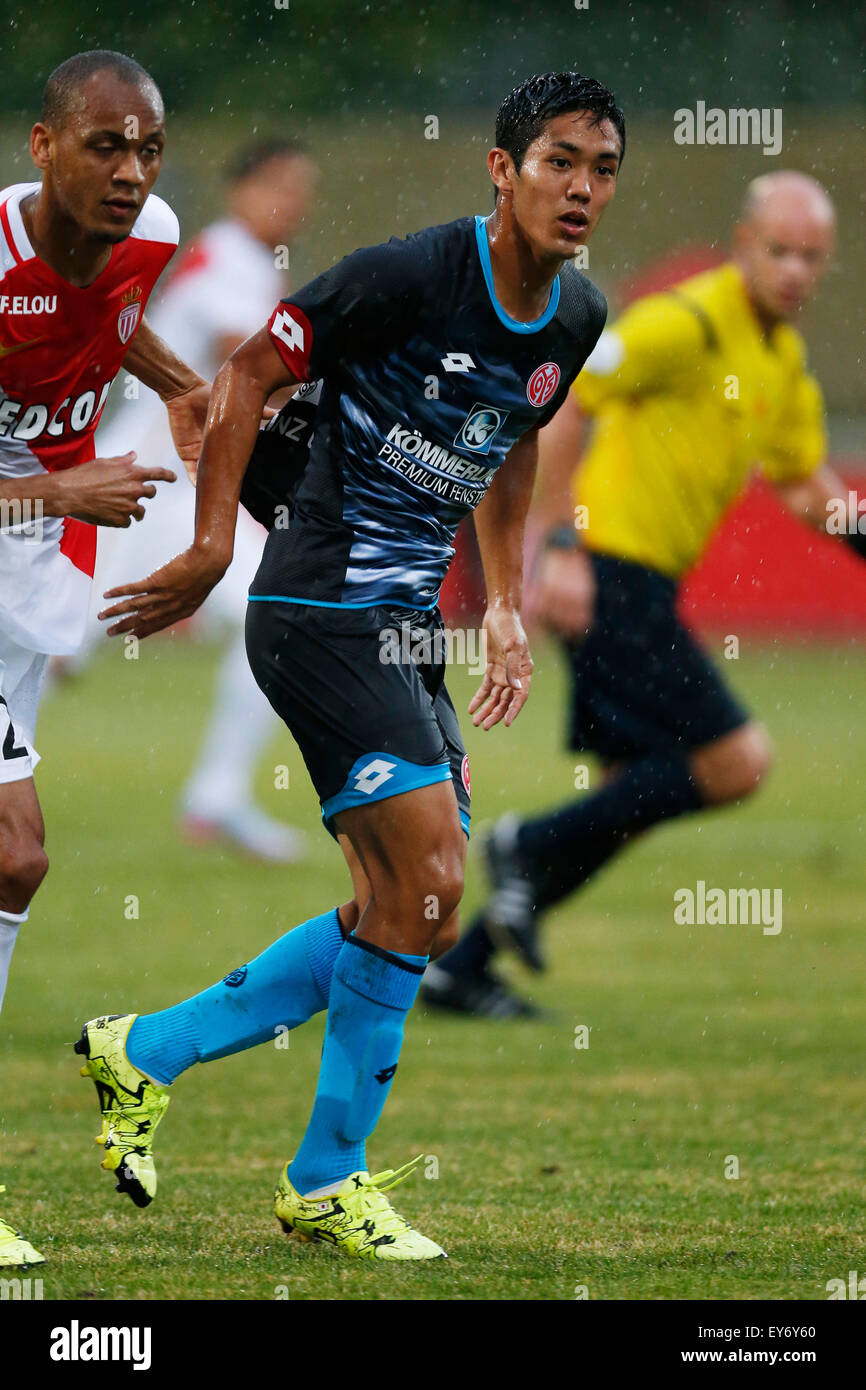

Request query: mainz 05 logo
[
  {"left": 526, "top": 362, "right": 561, "bottom": 407},
  {"left": 454, "top": 403, "right": 508, "bottom": 455}
]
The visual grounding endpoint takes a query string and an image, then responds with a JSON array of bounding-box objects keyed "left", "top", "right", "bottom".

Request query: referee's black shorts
[
  {"left": 245, "top": 598, "right": 471, "bottom": 839},
  {"left": 566, "top": 552, "right": 749, "bottom": 761}
]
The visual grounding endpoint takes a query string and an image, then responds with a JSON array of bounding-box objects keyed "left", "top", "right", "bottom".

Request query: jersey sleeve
[
  {"left": 572, "top": 291, "right": 706, "bottom": 414},
  {"left": 760, "top": 363, "right": 827, "bottom": 484},
  {"left": 266, "top": 236, "right": 429, "bottom": 382},
  {"left": 533, "top": 285, "right": 608, "bottom": 431}
]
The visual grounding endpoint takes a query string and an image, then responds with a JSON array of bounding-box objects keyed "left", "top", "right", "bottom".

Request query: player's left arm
[
  {"left": 122, "top": 317, "right": 211, "bottom": 482},
  {"left": 469, "top": 428, "right": 538, "bottom": 730}
]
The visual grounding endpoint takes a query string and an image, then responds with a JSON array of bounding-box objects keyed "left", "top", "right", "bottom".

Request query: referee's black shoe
[{"left": 420, "top": 963, "right": 540, "bottom": 1019}]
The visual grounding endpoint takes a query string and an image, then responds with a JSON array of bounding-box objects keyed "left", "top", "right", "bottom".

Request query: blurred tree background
[
  {"left": 1, "top": 1, "right": 863, "bottom": 118},
  {"left": 0, "top": 0, "right": 863, "bottom": 420}
]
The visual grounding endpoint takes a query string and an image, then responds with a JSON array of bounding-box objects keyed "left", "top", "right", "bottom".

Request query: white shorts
[{"left": 0, "top": 630, "right": 48, "bottom": 784}]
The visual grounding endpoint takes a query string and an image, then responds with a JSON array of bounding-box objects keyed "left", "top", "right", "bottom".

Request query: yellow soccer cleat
[
  {"left": 274, "top": 1155, "right": 447, "bottom": 1261},
  {"left": 0, "top": 1189, "right": 46, "bottom": 1268},
  {"left": 74, "top": 1013, "right": 170, "bottom": 1209}
]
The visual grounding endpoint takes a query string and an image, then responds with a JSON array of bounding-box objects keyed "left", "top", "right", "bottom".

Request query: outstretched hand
[
  {"left": 99, "top": 545, "right": 228, "bottom": 640},
  {"left": 468, "top": 606, "right": 533, "bottom": 729}
]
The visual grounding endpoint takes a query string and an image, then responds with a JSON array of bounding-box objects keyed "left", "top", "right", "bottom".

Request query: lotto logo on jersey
[
  {"left": 526, "top": 362, "right": 561, "bottom": 407},
  {"left": 454, "top": 403, "right": 508, "bottom": 455},
  {"left": 269, "top": 303, "right": 313, "bottom": 380}
]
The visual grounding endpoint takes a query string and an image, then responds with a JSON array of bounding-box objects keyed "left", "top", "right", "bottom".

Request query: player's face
[
  {"left": 736, "top": 203, "right": 834, "bottom": 321},
  {"left": 502, "top": 112, "right": 620, "bottom": 260},
  {"left": 35, "top": 73, "right": 166, "bottom": 245},
  {"left": 232, "top": 155, "right": 319, "bottom": 246}
]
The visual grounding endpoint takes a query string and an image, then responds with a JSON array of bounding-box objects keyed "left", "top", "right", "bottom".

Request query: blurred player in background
[
  {"left": 428, "top": 171, "right": 866, "bottom": 1015},
  {"left": 78, "top": 138, "right": 318, "bottom": 862},
  {"left": 74, "top": 71, "right": 620, "bottom": 1261},
  {"left": 0, "top": 50, "right": 209, "bottom": 1264}
]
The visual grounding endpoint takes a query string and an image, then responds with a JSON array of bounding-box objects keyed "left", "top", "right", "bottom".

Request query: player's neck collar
[{"left": 474, "top": 214, "right": 560, "bottom": 334}]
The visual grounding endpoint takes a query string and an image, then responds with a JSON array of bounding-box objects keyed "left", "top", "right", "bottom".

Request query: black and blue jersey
[{"left": 250, "top": 214, "right": 606, "bottom": 611}]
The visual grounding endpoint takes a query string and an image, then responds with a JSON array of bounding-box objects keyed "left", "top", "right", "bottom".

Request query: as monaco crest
[{"left": 117, "top": 298, "right": 141, "bottom": 344}]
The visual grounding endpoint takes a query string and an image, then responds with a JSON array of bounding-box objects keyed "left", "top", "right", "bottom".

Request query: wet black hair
[{"left": 496, "top": 71, "right": 625, "bottom": 175}]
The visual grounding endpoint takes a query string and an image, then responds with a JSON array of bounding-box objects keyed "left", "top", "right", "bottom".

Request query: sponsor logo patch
[{"left": 454, "top": 403, "right": 508, "bottom": 455}]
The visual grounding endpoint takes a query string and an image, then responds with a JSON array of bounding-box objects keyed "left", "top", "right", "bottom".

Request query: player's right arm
[
  {"left": 100, "top": 236, "right": 431, "bottom": 638},
  {"left": 0, "top": 453, "right": 177, "bottom": 527},
  {"left": 100, "top": 328, "right": 296, "bottom": 636}
]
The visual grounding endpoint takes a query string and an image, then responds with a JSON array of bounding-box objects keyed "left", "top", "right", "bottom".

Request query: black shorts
[
  {"left": 245, "top": 599, "right": 471, "bottom": 839},
  {"left": 566, "top": 552, "right": 749, "bottom": 761}
]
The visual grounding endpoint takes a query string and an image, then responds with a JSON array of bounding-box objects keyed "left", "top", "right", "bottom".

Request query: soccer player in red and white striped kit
[{"left": 0, "top": 49, "right": 209, "bottom": 1266}]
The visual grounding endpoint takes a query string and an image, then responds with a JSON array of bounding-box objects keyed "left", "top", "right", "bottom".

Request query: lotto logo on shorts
[
  {"left": 353, "top": 758, "right": 396, "bottom": 794},
  {"left": 526, "top": 362, "right": 561, "bottom": 407}
]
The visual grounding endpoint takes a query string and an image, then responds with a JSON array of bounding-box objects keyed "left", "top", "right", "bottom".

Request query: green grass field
[{"left": 3, "top": 632, "right": 865, "bottom": 1301}]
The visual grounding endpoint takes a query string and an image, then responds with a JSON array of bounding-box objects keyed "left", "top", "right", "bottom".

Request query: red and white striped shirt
[{"left": 0, "top": 181, "right": 178, "bottom": 653}]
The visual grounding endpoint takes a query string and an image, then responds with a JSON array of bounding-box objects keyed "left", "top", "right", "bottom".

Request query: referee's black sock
[
  {"left": 438, "top": 756, "right": 703, "bottom": 981},
  {"left": 522, "top": 753, "right": 704, "bottom": 911},
  {"left": 434, "top": 911, "right": 496, "bottom": 978}
]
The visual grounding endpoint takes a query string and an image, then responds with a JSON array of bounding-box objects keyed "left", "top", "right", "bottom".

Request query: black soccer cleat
[{"left": 420, "top": 963, "right": 541, "bottom": 1019}]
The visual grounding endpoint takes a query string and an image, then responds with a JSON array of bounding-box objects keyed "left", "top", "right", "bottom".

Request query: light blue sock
[
  {"left": 288, "top": 934, "right": 427, "bottom": 1196},
  {"left": 126, "top": 908, "right": 344, "bottom": 1085}
]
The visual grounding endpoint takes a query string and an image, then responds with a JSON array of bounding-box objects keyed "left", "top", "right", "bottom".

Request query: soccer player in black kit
[{"left": 76, "top": 73, "right": 622, "bottom": 1260}]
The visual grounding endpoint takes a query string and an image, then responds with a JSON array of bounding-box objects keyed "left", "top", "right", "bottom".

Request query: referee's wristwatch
[{"left": 543, "top": 523, "right": 580, "bottom": 552}]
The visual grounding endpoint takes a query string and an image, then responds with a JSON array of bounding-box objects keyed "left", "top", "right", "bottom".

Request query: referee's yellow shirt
[{"left": 572, "top": 262, "right": 826, "bottom": 578}]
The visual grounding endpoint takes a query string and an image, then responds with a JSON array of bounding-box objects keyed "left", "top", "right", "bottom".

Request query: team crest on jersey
[
  {"left": 454, "top": 403, "right": 508, "bottom": 455},
  {"left": 526, "top": 362, "right": 560, "bottom": 407},
  {"left": 117, "top": 286, "right": 143, "bottom": 345},
  {"left": 461, "top": 754, "right": 471, "bottom": 796}
]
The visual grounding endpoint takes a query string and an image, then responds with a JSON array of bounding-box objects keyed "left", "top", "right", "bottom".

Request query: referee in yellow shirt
[{"left": 425, "top": 171, "right": 860, "bottom": 1016}]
